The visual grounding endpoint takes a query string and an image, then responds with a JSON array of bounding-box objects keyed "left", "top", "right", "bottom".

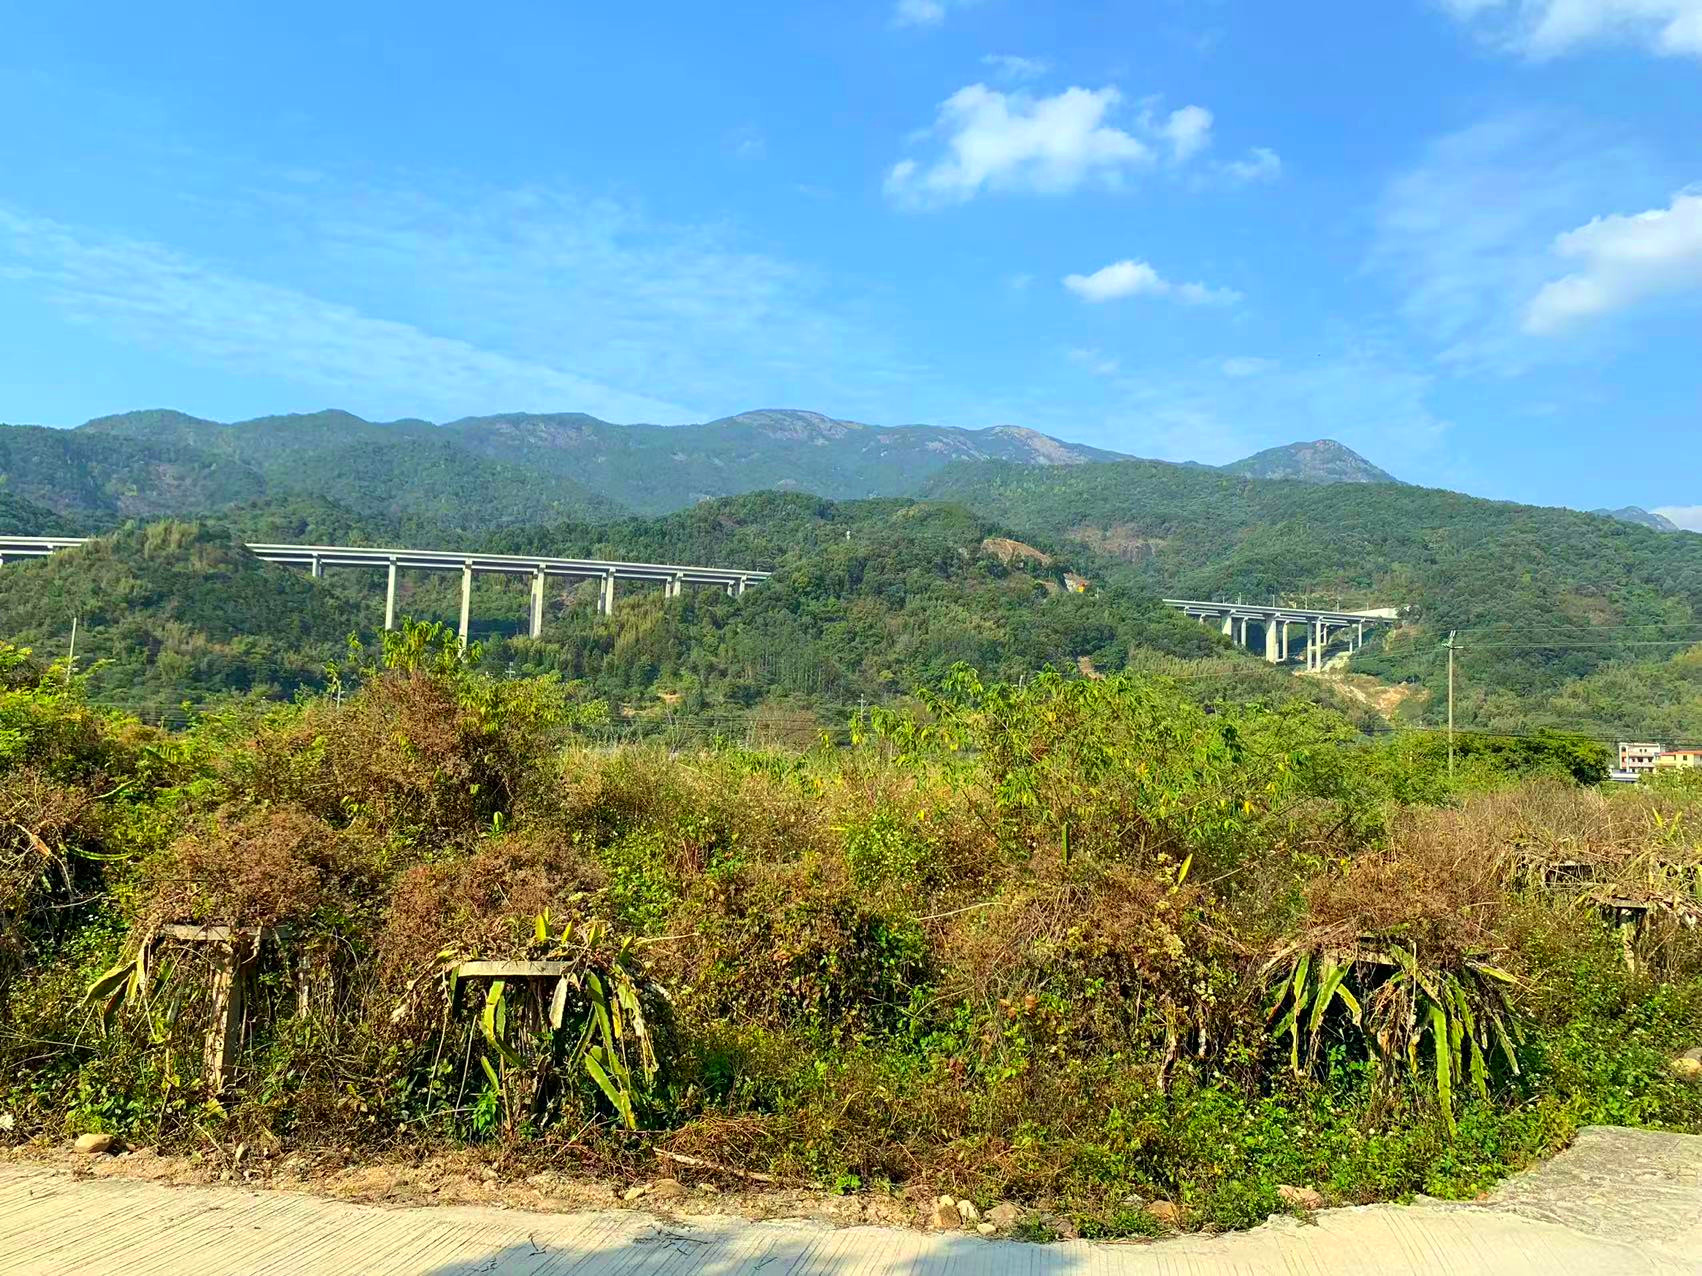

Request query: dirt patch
[
  {"left": 980, "top": 537, "right": 1052, "bottom": 567},
  {"left": 1314, "top": 671, "right": 1422, "bottom": 720},
  {"left": 1068, "top": 523, "right": 1170, "bottom": 563},
  {"left": 0, "top": 1141, "right": 921, "bottom": 1230}
]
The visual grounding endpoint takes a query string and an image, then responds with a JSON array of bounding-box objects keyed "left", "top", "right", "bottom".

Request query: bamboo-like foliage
[
  {"left": 442, "top": 912, "right": 660, "bottom": 1132},
  {"left": 1266, "top": 944, "right": 1522, "bottom": 1132}
]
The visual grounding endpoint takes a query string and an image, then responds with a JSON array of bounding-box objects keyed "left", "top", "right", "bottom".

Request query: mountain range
[
  {"left": 1, "top": 407, "right": 1395, "bottom": 531},
  {"left": 1592, "top": 506, "right": 1681, "bottom": 533}
]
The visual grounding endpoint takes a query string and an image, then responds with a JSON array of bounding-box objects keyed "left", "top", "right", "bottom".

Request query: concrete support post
[
  {"left": 458, "top": 563, "right": 473, "bottom": 648},
  {"left": 1357, "top": 620, "right": 1365, "bottom": 651},
  {"left": 529, "top": 568, "right": 545, "bottom": 638},
  {"left": 1264, "top": 618, "right": 1280, "bottom": 663},
  {"left": 311, "top": 553, "right": 323, "bottom": 579},
  {"left": 1221, "top": 613, "right": 1234, "bottom": 638},
  {"left": 384, "top": 559, "right": 398, "bottom": 631},
  {"left": 599, "top": 572, "right": 616, "bottom": 616},
  {"left": 667, "top": 574, "right": 683, "bottom": 600},
  {"left": 735, "top": 577, "right": 748, "bottom": 597}
]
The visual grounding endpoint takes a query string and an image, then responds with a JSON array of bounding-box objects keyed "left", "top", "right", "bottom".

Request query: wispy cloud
[
  {"left": 0, "top": 205, "right": 694, "bottom": 422},
  {"left": 1068, "top": 347, "right": 1122, "bottom": 376},
  {"left": 1438, "top": 0, "right": 1702, "bottom": 60},
  {"left": 1524, "top": 187, "right": 1702, "bottom": 333},
  {"left": 892, "top": 0, "right": 980, "bottom": 29},
  {"left": 1097, "top": 342, "right": 1450, "bottom": 472},
  {"left": 1220, "top": 355, "right": 1278, "bottom": 377},
  {"left": 1654, "top": 504, "right": 1702, "bottom": 531},
  {"left": 981, "top": 54, "right": 1052, "bottom": 82},
  {"left": 1367, "top": 111, "right": 1662, "bottom": 370},
  {"left": 1063, "top": 258, "right": 1241, "bottom": 305},
  {"left": 0, "top": 176, "right": 910, "bottom": 422},
  {"left": 1221, "top": 147, "right": 1283, "bottom": 184}
]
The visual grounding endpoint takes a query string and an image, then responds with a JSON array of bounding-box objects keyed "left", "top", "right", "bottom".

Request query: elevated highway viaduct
[
  {"left": 1164, "top": 598, "right": 1398, "bottom": 669},
  {"left": 0, "top": 537, "right": 770, "bottom": 647}
]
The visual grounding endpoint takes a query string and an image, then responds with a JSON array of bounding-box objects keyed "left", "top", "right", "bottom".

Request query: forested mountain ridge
[
  {"left": 0, "top": 407, "right": 1398, "bottom": 528},
  {"left": 1592, "top": 506, "right": 1680, "bottom": 532},
  {"left": 1222, "top": 439, "right": 1396, "bottom": 484},
  {"left": 921, "top": 459, "right": 1702, "bottom": 737},
  {"left": 69, "top": 406, "right": 1131, "bottom": 516},
  {"left": 440, "top": 408, "right": 1130, "bottom": 512}
]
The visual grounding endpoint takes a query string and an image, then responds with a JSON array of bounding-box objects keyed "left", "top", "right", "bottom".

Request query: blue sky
[{"left": 2, "top": 2, "right": 1700, "bottom": 519}]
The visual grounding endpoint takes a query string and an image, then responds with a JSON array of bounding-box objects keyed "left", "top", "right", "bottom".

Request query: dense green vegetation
[
  {"left": 923, "top": 460, "right": 1702, "bottom": 739},
  {"left": 0, "top": 495, "right": 1367, "bottom": 732},
  {"left": 76, "top": 407, "right": 1126, "bottom": 516},
  {"left": 1220, "top": 439, "right": 1396, "bottom": 484},
  {"left": 0, "top": 522, "right": 366, "bottom": 721},
  {"left": 1, "top": 638, "right": 1696, "bottom": 1232}
]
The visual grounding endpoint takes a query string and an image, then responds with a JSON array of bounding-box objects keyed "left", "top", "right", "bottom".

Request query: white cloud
[
  {"left": 1440, "top": 0, "right": 1702, "bottom": 59},
  {"left": 1063, "top": 258, "right": 1241, "bottom": 305},
  {"left": 886, "top": 84, "right": 1222, "bottom": 207},
  {"left": 1368, "top": 111, "right": 1662, "bottom": 370},
  {"left": 894, "top": 0, "right": 982, "bottom": 28},
  {"left": 1524, "top": 188, "right": 1702, "bottom": 333},
  {"left": 1222, "top": 147, "right": 1283, "bottom": 183},
  {"left": 1159, "top": 105, "right": 1214, "bottom": 162},
  {"left": 982, "top": 54, "right": 1052, "bottom": 82},
  {"left": 1221, "top": 356, "right": 1278, "bottom": 377},
  {"left": 1654, "top": 504, "right": 1702, "bottom": 530}
]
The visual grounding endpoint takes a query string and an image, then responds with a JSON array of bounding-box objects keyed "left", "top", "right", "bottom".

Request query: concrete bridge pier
[
  {"left": 529, "top": 568, "right": 546, "bottom": 638},
  {"left": 666, "top": 573, "right": 684, "bottom": 600},
  {"left": 311, "top": 553, "right": 324, "bottom": 579},
  {"left": 458, "top": 563, "right": 473, "bottom": 648},
  {"left": 1221, "top": 614, "right": 1234, "bottom": 638},
  {"left": 384, "top": 559, "right": 398, "bottom": 631},
  {"left": 599, "top": 572, "right": 616, "bottom": 616},
  {"left": 1265, "top": 619, "right": 1280, "bottom": 663}
]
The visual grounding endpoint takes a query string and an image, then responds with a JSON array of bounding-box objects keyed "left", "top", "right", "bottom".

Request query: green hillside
[
  {"left": 1222, "top": 439, "right": 1397, "bottom": 484},
  {"left": 441, "top": 408, "right": 1127, "bottom": 512},
  {"left": 0, "top": 494, "right": 1370, "bottom": 733},
  {"left": 0, "top": 492, "right": 78, "bottom": 537},
  {"left": 0, "top": 423, "right": 264, "bottom": 521},
  {"left": 0, "top": 521, "right": 366, "bottom": 718},
  {"left": 922, "top": 460, "right": 1702, "bottom": 738},
  {"left": 70, "top": 411, "right": 624, "bottom": 530}
]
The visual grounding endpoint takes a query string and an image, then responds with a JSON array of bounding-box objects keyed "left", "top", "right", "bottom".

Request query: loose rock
[
  {"left": 649, "top": 1178, "right": 689, "bottom": 1202},
  {"left": 985, "top": 1202, "right": 1023, "bottom": 1230},
  {"left": 1277, "top": 1184, "right": 1325, "bottom": 1211},
  {"left": 930, "top": 1198, "right": 963, "bottom": 1230},
  {"left": 73, "top": 1133, "right": 119, "bottom": 1156},
  {"left": 957, "top": 1199, "right": 981, "bottom": 1225},
  {"left": 1674, "top": 1047, "right": 1702, "bottom": 1080},
  {"left": 1145, "top": 1199, "right": 1180, "bottom": 1228},
  {"left": 621, "top": 1185, "right": 649, "bottom": 1202},
  {"left": 976, "top": 1222, "right": 996, "bottom": 1236}
]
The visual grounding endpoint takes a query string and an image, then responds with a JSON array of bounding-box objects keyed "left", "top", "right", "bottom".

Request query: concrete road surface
[{"left": 1, "top": 1126, "right": 1697, "bottom": 1274}]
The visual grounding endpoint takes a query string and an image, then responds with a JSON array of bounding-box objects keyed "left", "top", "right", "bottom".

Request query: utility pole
[
  {"left": 1446, "top": 630, "right": 1458, "bottom": 777},
  {"left": 65, "top": 615, "right": 78, "bottom": 687}
]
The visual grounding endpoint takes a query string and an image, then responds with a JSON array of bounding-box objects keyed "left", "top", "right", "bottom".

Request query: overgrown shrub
[{"left": 1, "top": 643, "right": 1700, "bottom": 1235}]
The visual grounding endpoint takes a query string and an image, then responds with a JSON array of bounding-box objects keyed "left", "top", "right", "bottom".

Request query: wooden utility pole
[{"left": 1446, "top": 630, "right": 1458, "bottom": 776}]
